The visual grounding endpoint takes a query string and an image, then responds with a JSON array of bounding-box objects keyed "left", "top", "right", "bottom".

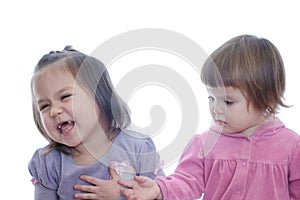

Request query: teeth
[{"left": 57, "top": 121, "right": 73, "bottom": 131}]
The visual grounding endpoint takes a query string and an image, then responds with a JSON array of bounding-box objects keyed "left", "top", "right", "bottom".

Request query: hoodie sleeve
[
  {"left": 289, "top": 138, "right": 300, "bottom": 199},
  {"left": 155, "top": 135, "right": 204, "bottom": 200}
]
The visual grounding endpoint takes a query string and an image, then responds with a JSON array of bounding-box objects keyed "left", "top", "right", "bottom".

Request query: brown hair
[
  {"left": 31, "top": 46, "right": 131, "bottom": 154},
  {"left": 201, "top": 35, "right": 288, "bottom": 114}
]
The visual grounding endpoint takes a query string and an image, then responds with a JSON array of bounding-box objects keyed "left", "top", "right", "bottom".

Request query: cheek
[
  {"left": 208, "top": 103, "right": 214, "bottom": 116},
  {"left": 225, "top": 108, "right": 248, "bottom": 124},
  {"left": 40, "top": 114, "right": 52, "bottom": 132},
  {"left": 208, "top": 102, "right": 213, "bottom": 111}
]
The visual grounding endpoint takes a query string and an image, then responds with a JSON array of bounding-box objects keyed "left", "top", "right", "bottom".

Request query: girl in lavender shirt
[
  {"left": 119, "top": 35, "right": 300, "bottom": 199},
  {"left": 28, "top": 46, "right": 164, "bottom": 200}
]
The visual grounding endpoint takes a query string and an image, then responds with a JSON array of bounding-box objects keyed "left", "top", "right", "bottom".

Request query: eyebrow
[
  {"left": 36, "top": 85, "right": 74, "bottom": 104},
  {"left": 225, "top": 94, "right": 237, "bottom": 98}
]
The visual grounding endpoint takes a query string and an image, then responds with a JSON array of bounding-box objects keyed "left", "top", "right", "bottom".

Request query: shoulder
[
  {"left": 275, "top": 119, "right": 300, "bottom": 143},
  {"left": 186, "top": 131, "right": 213, "bottom": 148},
  {"left": 112, "top": 130, "right": 164, "bottom": 177},
  {"left": 28, "top": 146, "right": 63, "bottom": 190},
  {"left": 283, "top": 128, "right": 300, "bottom": 154},
  {"left": 178, "top": 130, "right": 219, "bottom": 160},
  {"left": 29, "top": 146, "right": 63, "bottom": 168},
  {"left": 115, "top": 130, "right": 157, "bottom": 152},
  {"left": 282, "top": 127, "right": 300, "bottom": 142}
]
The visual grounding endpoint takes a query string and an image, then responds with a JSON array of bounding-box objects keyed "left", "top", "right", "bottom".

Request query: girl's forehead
[
  {"left": 34, "top": 63, "right": 73, "bottom": 79},
  {"left": 207, "top": 86, "right": 243, "bottom": 97},
  {"left": 32, "top": 65, "right": 77, "bottom": 95}
]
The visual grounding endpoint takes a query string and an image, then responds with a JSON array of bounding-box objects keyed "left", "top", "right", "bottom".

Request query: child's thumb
[{"left": 109, "top": 162, "right": 119, "bottom": 180}]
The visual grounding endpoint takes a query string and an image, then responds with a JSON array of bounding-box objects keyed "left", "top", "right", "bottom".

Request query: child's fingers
[
  {"left": 134, "top": 175, "right": 149, "bottom": 184},
  {"left": 74, "top": 184, "right": 97, "bottom": 193},
  {"left": 120, "top": 187, "right": 130, "bottom": 195},
  {"left": 119, "top": 175, "right": 149, "bottom": 187},
  {"left": 74, "top": 191, "right": 97, "bottom": 199},
  {"left": 79, "top": 175, "right": 104, "bottom": 185},
  {"left": 120, "top": 187, "right": 141, "bottom": 200},
  {"left": 118, "top": 179, "right": 135, "bottom": 188}
]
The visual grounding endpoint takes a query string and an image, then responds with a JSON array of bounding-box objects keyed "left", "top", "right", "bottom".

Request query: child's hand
[
  {"left": 118, "top": 176, "right": 163, "bottom": 200},
  {"left": 74, "top": 164, "right": 121, "bottom": 200}
]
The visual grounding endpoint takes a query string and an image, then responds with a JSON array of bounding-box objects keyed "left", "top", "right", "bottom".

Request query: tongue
[{"left": 60, "top": 122, "right": 73, "bottom": 132}]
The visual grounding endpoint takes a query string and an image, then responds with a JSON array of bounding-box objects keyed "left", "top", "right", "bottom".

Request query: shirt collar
[{"left": 208, "top": 117, "right": 284, "bottom": 139}]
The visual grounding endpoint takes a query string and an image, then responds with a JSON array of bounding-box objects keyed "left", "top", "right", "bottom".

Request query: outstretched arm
[
  {"left": 118, "top": 176, "right": 163, "bottom": 200},
  {"left": 73, "top": 164, "right": 121, "bottom": 200}
]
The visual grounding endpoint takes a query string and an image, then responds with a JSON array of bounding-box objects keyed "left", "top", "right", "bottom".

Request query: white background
[{"left": 1, "top": 0, "right": 300, "bottom": 199}]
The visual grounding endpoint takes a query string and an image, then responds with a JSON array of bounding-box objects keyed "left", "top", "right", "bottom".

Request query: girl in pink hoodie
[{"left": 119, "top": 35, "right": 300, "bottom": 200}]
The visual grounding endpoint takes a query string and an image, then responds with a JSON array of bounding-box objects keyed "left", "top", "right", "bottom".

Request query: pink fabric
[{"left": 156, "top": 118, "right": 300, "bottom": 200}]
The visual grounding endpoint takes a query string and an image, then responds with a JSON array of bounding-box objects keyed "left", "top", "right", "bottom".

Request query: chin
[
  {"left": 219, "top": 127, "right": 234, "bottom": 134},
  {"left": 63, "top": 141, "right": 81, "bottom": 148}
]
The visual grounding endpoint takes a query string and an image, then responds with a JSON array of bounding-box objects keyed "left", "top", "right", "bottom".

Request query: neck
[
  {"left": 242, "top": 114, "right": 273, "bottom": 136},
  {"left": 71, "top": 133, "right": 113, "bottom": 166}
]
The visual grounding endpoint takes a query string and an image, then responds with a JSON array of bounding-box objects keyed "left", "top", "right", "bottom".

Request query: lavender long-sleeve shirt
[
  {"left": 29, "top": 130, "right": 164, "bottom": 200},
  {"left": 156, "top": 118, "right": 300, "bottom": 200}
]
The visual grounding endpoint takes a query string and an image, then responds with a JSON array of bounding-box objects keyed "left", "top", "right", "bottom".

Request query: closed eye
[
  {"left": 61, "top": 94, "right": 72, "bottom": 100},
  {"left": 39, "top": 104, "right": 50, "bottom": 111},
  {"left": 225, "top": 100, "right": 234, "bottom": 105}
]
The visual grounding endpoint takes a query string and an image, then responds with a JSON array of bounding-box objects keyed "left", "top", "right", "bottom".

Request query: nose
[
  {"left": 50, "top": 104, "right": 63, "bottom": 117},
  {"left": 212, "top": 101, "right": 224, "bottom": 114}
]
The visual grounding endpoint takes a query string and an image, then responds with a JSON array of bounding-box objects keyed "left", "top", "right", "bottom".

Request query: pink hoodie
[{"left": 156, "top": 118, "right": 300, "bottom": 200}]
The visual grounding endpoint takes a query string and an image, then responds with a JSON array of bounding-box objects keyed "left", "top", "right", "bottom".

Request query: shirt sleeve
[
  {"left": 289, "top": 139, "right": 300, "bottom": 199},
  {"left": 34, "top": 184, "right": 59, "bottom": 200},
  {"left": 155, "top": 135, "right": 204, "bottom": 200},
  {"left": 28, "top": 148, "right": 61, "bottom": 200}
]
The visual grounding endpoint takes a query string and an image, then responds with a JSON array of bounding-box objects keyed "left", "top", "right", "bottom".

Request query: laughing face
[
  {"left": 32, "top": 65, "right": 102, "bottom": 148},
  {"left": 207, "top": 86, "right": 266, "bottom": 135}
]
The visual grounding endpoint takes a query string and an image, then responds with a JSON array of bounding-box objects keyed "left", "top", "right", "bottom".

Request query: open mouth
[{"left": 57, "top": 121, "right": 75, "bottom": 134}]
